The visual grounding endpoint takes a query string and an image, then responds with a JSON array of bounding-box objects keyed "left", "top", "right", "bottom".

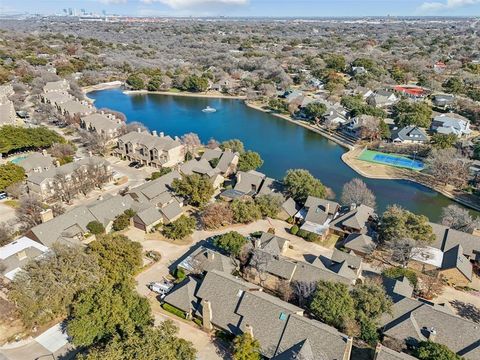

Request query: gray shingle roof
[
  {"left": 430, "top": 222, "right": 480, "bottom": 259},
  {"left": 135, "top": 206, "right": 163, "bottom": 226},
  {"left": 330, "top": 248, "right": 362, "bottom": 270},
  {"left": 391, "top": 126, "right": 428, "bottom": 142},
  {"left": 179, "top": 247, "right": 235, "bottom": 275},
  {"left": 17, "top": 153, "right": 54, "bottom": 173},
  {"left": 160, "top": 199, "right": 183, "bottom": 222},
  {"left": 257, "top": 232, "right": 288, "bottom": 257},
  {"left": 329, "top": 204, "right": 375, "bottom": 233},
  {"left": 237, "top": 290, "right": 303, "bottom": 358},
  {"left": 282, "top": 197, "right": 300, "bottom": 217},
  {"left": 234, "top": 170, "right": 266, "bottom": 194},
  {"left": 196, "top": 270, "right": 261, "bottom": 333},
  {"left": 375, "top": 345, "right": 417, "bottom": 360},
  {"left": 180, "top": 158, "right": 214, "bottom": 176},
  {"left": 441, "top": 244, "right": 473, "bottom": 281},
  {"left": 382, "top": 304, "right": 480, "bottom": 359},
  {"left": 275, "top": 314, "right": 351, "bottom": 360},
  {"left": 163, "top": 276, "right": 202, "bottom": 313},
  {"left": 118, "top": 131, "right": 182, "bottom": 152},
  {"left": 342, "top": 233, "right": 376, "bottom": 254}
]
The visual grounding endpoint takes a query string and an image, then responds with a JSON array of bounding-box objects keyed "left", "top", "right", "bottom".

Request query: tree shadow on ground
[{"left": 450, "top": 300, "right": 480, "bottom": 323}]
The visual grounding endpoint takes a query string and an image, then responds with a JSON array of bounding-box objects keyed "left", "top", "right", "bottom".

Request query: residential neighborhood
[{"left": 0, "top": 8, "right": 480, "bottom": 360}]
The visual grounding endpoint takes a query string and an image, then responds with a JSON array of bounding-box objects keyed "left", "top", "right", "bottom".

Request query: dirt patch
[
  {"left": 145, "top": 232, "right": 194, "bottom": 246},
  {"left": 0, "top": 298, "right": 25, "bottom": 344}
]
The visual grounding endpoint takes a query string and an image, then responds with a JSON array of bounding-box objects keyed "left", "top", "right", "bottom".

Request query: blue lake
[{"left": 88, "top": 88, "right": 472, "bottom": 222}]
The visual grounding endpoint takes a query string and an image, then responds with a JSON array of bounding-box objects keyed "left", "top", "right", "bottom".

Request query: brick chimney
[
  {"left": 426, "top": 327, "right": 437, "bottom": 342},
  {"left": 42, "top": 149, "right": 48, "bottom": 157},
  {"left": 152, "top": 130, "right": 157, "bottom": 137},
  {"left": 206, "top": 250, "right": 215, "bottom": 261},
  {"left": 55, "top": 160, "right": 61, "bottom": 167},
  {"left": 324, "top": 203, "right": 330, "bottom": 214},
  {"left": 202, "top": 299, "right": 213, "bottom": 331},
  {"left": 40, "top": 208, "right": 54, "bottom": 223},
  {"left": 373, "top": 343, "right": 382, "bottom": 360},
  {"left": 343, "top": 337, "right": 353, "bottom": 360},
  {"left": 137, "top": 127, "right": 142, "bottom": 133},
  {"left": 245, "top": 324, "right": 254, "bottom": 338}
]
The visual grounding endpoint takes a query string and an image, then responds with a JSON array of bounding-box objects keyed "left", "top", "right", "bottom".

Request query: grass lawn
[
  {"left": 316, "top": 233, "right": 340, "bottom": 248},
  {"left": 3, "top": 199, "right": 19, "bottom": 208}
]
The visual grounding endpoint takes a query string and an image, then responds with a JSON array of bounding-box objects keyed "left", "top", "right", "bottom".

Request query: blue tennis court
[
  {"left": 373, "top": 153, "right": 424, "bottom": 170},
  {"left": 358, "top": 149, "right": 424, "bottom": 171}
]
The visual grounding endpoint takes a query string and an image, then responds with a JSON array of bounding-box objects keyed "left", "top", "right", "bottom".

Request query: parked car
[
  {"left": 134, "top": 163, "right": 145, "bottom": 169},
  {"left": 148, "top": 280, "right": 173, "bottom": 298},
  {"left": 128, "top": 161, "right": 139, "bottom": 167},
  {"left": 0, "top": 192, "right": 7, "bottom": 200}
]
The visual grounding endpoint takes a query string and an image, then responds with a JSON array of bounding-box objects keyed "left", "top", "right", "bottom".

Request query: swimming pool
[{"left": 10, "top": 155, "right": 27, "bottom": 164}]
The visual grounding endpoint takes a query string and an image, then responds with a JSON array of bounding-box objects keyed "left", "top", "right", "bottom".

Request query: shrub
[
  {"left": 86, "top": 221, "right": 105, "bottom": 235},
  {"left": 174, "top": 267, "right": 186, "bottom": 281},
  {"left": 193, "top": 317, "right": 202, "bottom": 327},
  {"left": 296, "top": 229, "right": 319, "bottom": 242},
  {"left": 382, "top": 267, "right": 418, "bottom": 288},
  {"left": 290, "top": 225, "right": 299, "bottom": 235},
  {"left": 163, "top": 215, "right": 196, "bottom": 240},
  {"left": 162, "top": 303, "right": 186, "bottom": 319},
  {"left": 112, "top": 213, "right": 130, "bottom": 231}
]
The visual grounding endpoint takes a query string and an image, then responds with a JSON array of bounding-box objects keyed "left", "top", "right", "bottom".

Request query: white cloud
[
  {"left": 419, "top": 0, "right": 480, "bottom": 11},
  {"left": 98, "top": 0, "right": 128, "bottom": 4},
  {"left": 140, "top": 0, "right": 248, "bottom": 10}
]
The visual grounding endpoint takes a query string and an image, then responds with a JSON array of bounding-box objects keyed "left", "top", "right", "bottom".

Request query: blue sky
[{"left": 2, "top": 0, "right": 480, "bottom": 17}]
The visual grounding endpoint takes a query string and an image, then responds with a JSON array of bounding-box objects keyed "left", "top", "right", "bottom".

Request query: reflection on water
[{"left": 88, "top": 88, "right": 477, "bottom": 222}]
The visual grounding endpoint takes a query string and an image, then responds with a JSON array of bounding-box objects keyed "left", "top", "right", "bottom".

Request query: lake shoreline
[
  {"left": 342, "top": 147, "right": 480, "bottom": 212},
  {"left": 123, "top": 89, "right": 247, "bottom": 100}
]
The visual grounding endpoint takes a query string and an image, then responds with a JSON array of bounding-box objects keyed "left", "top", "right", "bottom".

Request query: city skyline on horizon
[{"left": 2, "top": 0, "right": 480, "bottom": 17}]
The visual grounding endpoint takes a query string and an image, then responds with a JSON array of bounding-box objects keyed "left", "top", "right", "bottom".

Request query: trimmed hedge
[
  {"left": 382, "top": 267, "right": 418, "bottom": 288},
  {"left": 162, "top": 303, "right": 186, "bottom": 319}
]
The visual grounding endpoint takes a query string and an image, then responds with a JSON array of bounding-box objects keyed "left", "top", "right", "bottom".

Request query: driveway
[
  {"left": 0, "top": 202, "right": 17, "bottom": 226},
  {"left": 154, "top": 312, "right": 226, "bottom": 360}
]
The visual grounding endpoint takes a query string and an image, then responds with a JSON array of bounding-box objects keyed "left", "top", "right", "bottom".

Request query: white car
[{"left": 148, "top": 281, "right": 173, "bottom": 297}]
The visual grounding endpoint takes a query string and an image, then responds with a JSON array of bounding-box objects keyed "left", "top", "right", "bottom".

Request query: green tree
[
  {"left": 126, "top": 74, "right": 145, "bottom": 90},
  {"left": 87, "top": 234, "right": 143, "bottom": 283},
  {"left": 220, "top": 139, "right": 245, "bottom": 154},
  {"left": 68, "top": 281, "right": 153, "bottom": 346},
  {"left": 443, "top": 77, "right": 464, "bottom": 95},
  {"left": 304, "top": 102, "right": 327, "bottom": 121},
  {"left": 255, "top": 194, "right": 282, "bottom": 218},
  {"left": 9, "top": 244, "right": 102, "bottom": 327},
  {"left": 325, "top": 54, "right": 346, "bottom": 72},
  {"left": 78, "top": 322, "right": 196, "bottom": 360},
  {"left": 163, "top": 215, "right": 196, "bottom": 240},
  {"left": 0, "top": 163, "right": 25, "bottom": 190},
  {"left": 382, "top": 267, "right": 418, "bottom": 288},
  {"left": 238, "top": 151, "right": 264, "bottom": 172},
  {"left": 232, "top": 333, "right": 261, "bottom": 360},
  {"left": 87, "top": 221, "right": 105, "bottom": 235},
  {"left": 415, "top": 341, "right": 462, "bottom": 360},
  {"left": 183, "top": 75, "right": 209, "bottom": 92},
  {"left": 0, "top": 126, "right": 65, "bottom": 155},
  {"left": 393, "top": 100, "right": 433, "bottom": 128},
  {"left": 112, "top": 213, "right": 131, "bottom": 231},
  {"left": 357, "top": 314, "right": 379, "bottom": 345},
  {"left": 431, "top": 133, "right": 457, "bottom": 149},
  {"left": 351, "top": 282, "right": 392, "bottom": 319},
  {"left": 213, "top": 231, "right": 247, "bottom": 257},
  {"left": 379, "top": 119, "right": 391, "bottom": 139},
  {"left": 150, "top": 167, "right": 172, "bottom": 180},
  {"left": 378, "top": 205, "right": 435, "bottom": 244},
  {"left": 283, "top": 169, "right": 326, "bottom": 203},
  {"left": 172, "top": 174, "right": 214, "bottom": 207},
  {"left": 230, "top": 199, "right": 262, "bottom": 224},
  {"left": 147, "top": 75, "right": 163, "bottom": 91},
  {"left": 309, "top": 281, "right": 355, "bottom": 330}
]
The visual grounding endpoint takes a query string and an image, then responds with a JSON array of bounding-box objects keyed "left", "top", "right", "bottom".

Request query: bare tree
[
  {"left": 425, "top": 149, "right": 470, "bottom": 188},
  {"left": 388, "top": 237, "right": 424, "bottom": 267},
  {"left": 207, "top": 138, "right": 220, "bottom": 149},
  {"left": 6, "top": 182, "right": 25, "bottom": 199},
  {"left": 277, "top": 280, "right": 293, "bottom": 302},
  {"left": 249, "top": 249, "right": 272, "bottom": 287},
  {"left": 0, "top": 222, "right": 13, "bottom": 246},
  {"left": 49, "top": 143, "right": 75, "bottom": 159},
  {"left": 418, "top": 272, "right": 444, "bottom": 300},
  {"left": 441, "top": 204, "right": 479, "bottom": 233},
  {"left": 291, "top": 280, "right": 316, "bottom": 308},
  {"left": 200, "top": 202, "right": 234, "bottom": 230},
  {"left": 16, "top": 196, "right": 44, "bottom": 231},
  {"left": 340, "top": 178, "right": 376, "bottom": 208},
  {"left": 181, "top": 132, "right": 202, "bottom": 155}
]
